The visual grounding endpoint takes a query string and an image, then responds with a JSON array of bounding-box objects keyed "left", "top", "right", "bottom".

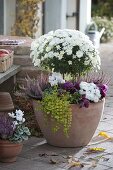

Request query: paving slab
[{"left": 0, "top": 42, "right": 113, "bottom": 170}]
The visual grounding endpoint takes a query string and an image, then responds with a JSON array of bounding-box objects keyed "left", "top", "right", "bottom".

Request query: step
[
  {"left": 16, "top": 66, "right": 49, "bottom": 79},
  {"left": 14, "top": 55, "right": 33, "bottom": 66}
]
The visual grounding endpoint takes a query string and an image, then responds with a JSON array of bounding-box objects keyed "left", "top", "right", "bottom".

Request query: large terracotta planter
[
  {"left": 32, "top": 99, "right": 105, "bottom": 147},
  {"left": 0, "top": 140, "right": 23, "bottom": 163}
]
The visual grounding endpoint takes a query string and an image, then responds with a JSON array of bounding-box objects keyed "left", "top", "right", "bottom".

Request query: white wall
[
  {"left": 4, "top": 0, "right": 16, "bottom": 35},
  {"left": 61, "top": 0, "right": 67, "bottom": 29},
  {"left": 79, "top": 0, "right": 91, "bottom": 33},
  {"left": 44, "top": 0, "right": 67, "bottom": 33}
]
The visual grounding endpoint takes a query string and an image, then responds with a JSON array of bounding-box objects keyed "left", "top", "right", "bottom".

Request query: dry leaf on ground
[{"left": 86, "top": 147, "right": 106, "bottom": 154}]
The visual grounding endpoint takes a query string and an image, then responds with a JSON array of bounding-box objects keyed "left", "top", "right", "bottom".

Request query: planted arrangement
[
  {"left": 0, "top": 109, "right": 31, "bottom": 142},
  {"left": 26, "top": 72, "right": 108, "bottom": 136},
  {"left": 29, "top": 29, "right": 109, "bottom": 145}
]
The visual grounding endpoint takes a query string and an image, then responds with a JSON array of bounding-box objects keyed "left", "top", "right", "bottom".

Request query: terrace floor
[{"left": 0, "top": 42, "right": 113, "bottom": 170}]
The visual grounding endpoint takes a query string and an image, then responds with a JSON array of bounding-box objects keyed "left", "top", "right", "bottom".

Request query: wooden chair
[{"left": 0, "top": 92, "right": 14, "bottom": 112}]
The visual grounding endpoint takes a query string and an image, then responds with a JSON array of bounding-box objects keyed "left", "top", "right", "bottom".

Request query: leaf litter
[{"left": 38, "top": 131, "right": 112, "bottom": 169}]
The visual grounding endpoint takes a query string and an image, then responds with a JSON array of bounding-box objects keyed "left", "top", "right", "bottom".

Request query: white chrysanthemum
[
  {"left": 30, "top": 29, "right": 101, "bottom": 73},
  {"left": 68, "top": 60, "right": 72, "bottom": 65},
  {"left": 76, "top": 50, "right": 83, "bottom": 58}
]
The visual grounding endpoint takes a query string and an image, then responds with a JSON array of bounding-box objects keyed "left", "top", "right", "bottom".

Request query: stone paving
[{"left": 0, "top": 42, "right": 113, "bottom": 169}]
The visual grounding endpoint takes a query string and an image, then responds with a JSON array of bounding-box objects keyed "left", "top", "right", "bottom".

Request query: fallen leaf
[
  {"left": 68, "top": 157, "right": 84, "bottom": 169},
  {"left": 39, "top": 152, "right": 58, "bottom": 157},
  {"left": 102, "top": 157, "right": 110, "bottom": 162},
  {"left": 98, "top": 131, "right": 112, "bottom": 139},
  {"left": 50, "top": 158, "right": 58, "bottom": 164},
  {"left": 39, "top": 153, "right": 47, "bottom": 157},
  {"left": 91, "top": 160, "right": 98, "bottom": 167},
  {"left": 86, "top": 147, "right": 106, "bottom": 154}
]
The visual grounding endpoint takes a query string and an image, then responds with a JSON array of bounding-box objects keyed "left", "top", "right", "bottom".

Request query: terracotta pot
[
  {"left": 0, "top": 140, "right": 23, "bottom": 163},
  {"left": 32, "top": 99, "right": 105, "bottom": 147}
]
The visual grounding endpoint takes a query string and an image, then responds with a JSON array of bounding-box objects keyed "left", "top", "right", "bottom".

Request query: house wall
[
  {"left": 79, "top": 0, "right": 91, "bottom": 33},
  {"left": 0, "top": 0, "right": 4, "bottom": 34},
  {"left": 44, "top": 0, "right": 91, "bottom": 34},
  {"left": 4, "top": 0, "right": 16, "bottom": 35},
  {"left": 44, "top": 0, "right": 62, "bottom": 33}
]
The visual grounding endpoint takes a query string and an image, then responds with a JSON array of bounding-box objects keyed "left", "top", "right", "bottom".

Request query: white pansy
[
  {"left": 80, "top": 82, "right": 88, "bottom": 90},
  {"left": 79, "top": 82, "right": 101, "bottom": 102},
  {"left": 49, "top": 72, "right": 65, "bottom": 86}
]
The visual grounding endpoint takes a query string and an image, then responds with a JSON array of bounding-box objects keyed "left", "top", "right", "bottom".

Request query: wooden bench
[{"left": 0, "top": 65, "right": 21, "bottom": 85}]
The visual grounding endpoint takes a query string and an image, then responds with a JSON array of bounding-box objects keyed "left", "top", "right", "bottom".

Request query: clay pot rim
[{"left": 0, "top": 139, "right": 22, "bottom": 146}]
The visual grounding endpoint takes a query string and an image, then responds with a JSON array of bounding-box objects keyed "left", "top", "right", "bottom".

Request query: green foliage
[
  {"left": 41, "top": 87, "right": 72, "bottom": 137},
  {"left": 92, "top": 0, "right": 113, "bottom": 18},
  {"left": 93, "top": 17, "right": 113, "bottom": 42},
  {"left": 43, "top": 53, "right": 92, "bottom": 78},
  {"left": 10, "top": 125, "right": 31, "bottom": 143},
  {"left": 69, "top": 92, "right": 81, "bottom": 104}
]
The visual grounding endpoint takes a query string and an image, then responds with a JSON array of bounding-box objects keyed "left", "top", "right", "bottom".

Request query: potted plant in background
[
  {"left": 0, "top": 109, "right": 31, "bottom": 163},
  {"left": 28, "top": 29, "right": 109, "bottom": 147}
]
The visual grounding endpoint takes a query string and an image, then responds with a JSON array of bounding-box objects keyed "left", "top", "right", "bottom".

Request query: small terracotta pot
[
  {"left": 0, "top": 140, "right": 23, "bottom": 163},
  {"left": 32, "top": 99, "right": 105, "bottom": 147}
]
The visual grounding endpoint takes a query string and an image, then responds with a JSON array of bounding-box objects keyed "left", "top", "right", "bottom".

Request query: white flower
[
  {"left": 22, "top": 118, "right": 25, "bottom": 123},
  {"left": 15, "top": 109, "right": 24, "bottom": 122},
  {"left": 34, "top": 59, "right": 41, "bottom": 67},
  {"left": 73, "top": 55, "right": 76, "bottom": 59},
  {"left": 68, "top": 60, "right": 72, "bottom": 65},
  {"left": 56, "top": 45, "right": 60, "bottom": 50},
  {"left": 76, "top": 50, "right": 83, "bottom": 58},
  {"left": 8, "top": 112, "right": 16, "bottom": 118},
  {"left": 49, "top": 72, "right": 65, "bottom": 86},
  {"left": 30, "top": 29, "right": 101, "bottom": 73},
  {"left": 13, "top": 121, "right": 18, "bottom": 129},
  {"left": 66, "top": 49, "right": 72, "bottom": 55},
  {"left": 46, "top": 46, "right": 51, "bottom": 52},
  {"left": 79, "top": 82, "right": 101, "bottom": 102}
]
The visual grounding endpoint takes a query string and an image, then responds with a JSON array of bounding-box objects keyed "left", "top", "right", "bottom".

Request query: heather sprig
[{"left": 0, "top": 114, "right": 14, "bottom": 140}]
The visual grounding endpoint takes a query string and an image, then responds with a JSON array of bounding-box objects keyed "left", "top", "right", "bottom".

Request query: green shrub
[
  {"left": 93, "top": 16, "right": 113, "bottom": 43},
  {"left": 92, "top": 0, "right": 113, "bottom": 19}
]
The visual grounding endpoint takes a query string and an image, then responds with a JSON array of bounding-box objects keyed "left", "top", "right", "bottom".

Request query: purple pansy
[
  {"left": 79, "top": 95, "right": 90, "bottom": 108},
  {"left": 62, "top": 82, "right": 77, "bottom": 93},
  {"left": 98, "top": 84, "right": 108, "bottom": 98}
]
